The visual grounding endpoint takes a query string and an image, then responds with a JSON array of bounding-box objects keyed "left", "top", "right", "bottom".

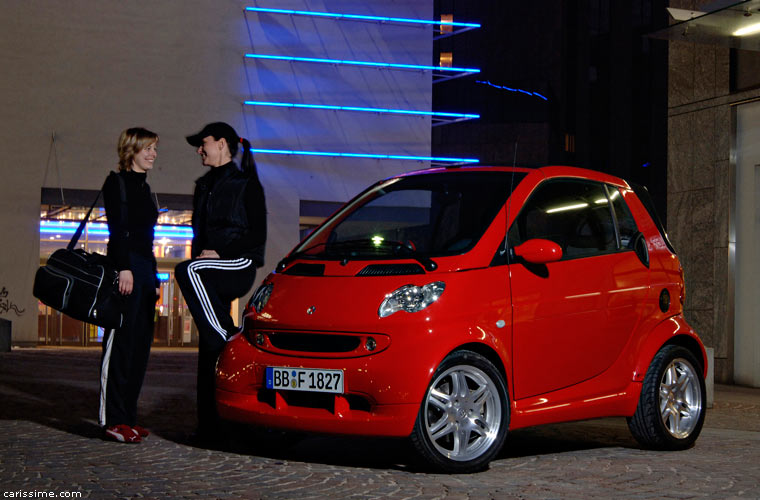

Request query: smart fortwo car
[{"left": 215, "top": 166, "right": 707, "bottom": 473}]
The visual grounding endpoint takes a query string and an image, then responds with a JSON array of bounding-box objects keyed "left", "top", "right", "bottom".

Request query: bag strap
[
  {"left": 66, "top": 172, "right": 128, "bottom": 251},
  {"left": 67, "top": 179, "right": 106, "bottom": 251}
]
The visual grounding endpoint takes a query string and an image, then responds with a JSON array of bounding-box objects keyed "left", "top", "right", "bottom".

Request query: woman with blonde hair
[{"left": 100, "top": 127, "right": 160, "bottom": 443}]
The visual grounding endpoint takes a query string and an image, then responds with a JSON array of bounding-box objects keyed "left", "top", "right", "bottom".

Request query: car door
[{"left": 509, "top": 179, "right": 649, "bottom": 400}]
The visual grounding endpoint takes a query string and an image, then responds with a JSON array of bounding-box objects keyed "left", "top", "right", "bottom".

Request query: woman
[
  {"left": 100, "top": 127, "right": 160, "bottom": 443},
  {"left": 175, "top": 121, "right": 266, "bottom": 442}
]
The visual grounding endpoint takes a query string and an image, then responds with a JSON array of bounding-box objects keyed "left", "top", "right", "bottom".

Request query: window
[
  {"left": 439, "top": 51, "right": 453, "bottom": 67},
  {"left": 509, "top": 179, "right": 616, "bottom": 260},
  {"left": 295, "top": 171, "right": 526, "bottom": 260},
  {"left": 607, "top": 185, "right": 638, "bottom": 249},
  {"left": 440, "top": 14, "right": 454, "bottom": 34}
]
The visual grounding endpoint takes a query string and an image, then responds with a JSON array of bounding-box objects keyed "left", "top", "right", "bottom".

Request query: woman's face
[
  {"left": 197, "top": 136, "right": 229, "bottom": 167},
  {"left": 131, "top": 142, "right": 158, "bottom": 173}
]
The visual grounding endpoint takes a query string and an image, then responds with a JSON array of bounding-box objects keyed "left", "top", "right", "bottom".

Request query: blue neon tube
[
  {"left": 40, "top": 222, "right": 193, "bottom": 238},
  {"left": 476, "top": 80, "right": 548, "bottom": 101},
  {"left": 245, "top": 53, "right": 480, "bottom": 73},
  {"left": 250, "top": 148, "right": 478, "bottom": 163},
  {"left": 243, "top": 100, "right": 479, "bottom": 119},
  {"left": 244, "top": 6, "right": 480, "bottom": 28}
]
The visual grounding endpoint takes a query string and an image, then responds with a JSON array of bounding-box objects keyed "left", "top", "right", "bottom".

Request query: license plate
[{"left": 265, "top": 367, "right": 344, "bottom": 394}]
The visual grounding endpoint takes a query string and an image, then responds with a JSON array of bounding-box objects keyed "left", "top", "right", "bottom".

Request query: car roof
[{"left": 394, "top": 165, "right": 631, "bottom": 189}]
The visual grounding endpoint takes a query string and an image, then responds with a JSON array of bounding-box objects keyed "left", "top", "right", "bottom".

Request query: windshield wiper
[
  {"left": 393, "top": 242, "right": 438, "bottom": 271},
  {"left": 328, "top": 239, "right": 438, "bottom": 271},
  {"left": 277, "top": 239, "right": 438, "bottom": 272}
]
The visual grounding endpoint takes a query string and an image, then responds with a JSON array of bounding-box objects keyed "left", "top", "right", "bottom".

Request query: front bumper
[
  {"left": 215, "top": 332, "right": 427, "bottom": 437},
  {"left": 216, "top": 388, "right": 419, "bottom": 437}
]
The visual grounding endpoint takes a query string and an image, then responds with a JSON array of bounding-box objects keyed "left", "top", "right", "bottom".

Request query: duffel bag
[
  {"left": 34, "top": 173, "right": 128, "bottom": 330},
  {"left": 34, "top": 248, "right": 125, "bottom": 329}
]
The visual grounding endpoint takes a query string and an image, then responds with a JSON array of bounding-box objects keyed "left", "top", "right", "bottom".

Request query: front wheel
[
  {"left": 410, "top": 350, "right": 509, "bottom": 473},
  {"left": 628, "top": 345, "right": 706, "bottom": 450}
]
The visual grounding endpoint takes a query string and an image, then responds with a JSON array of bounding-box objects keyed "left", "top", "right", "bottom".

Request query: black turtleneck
[{"left": 103, "top": 169, "right": 158, "bottom": 273}]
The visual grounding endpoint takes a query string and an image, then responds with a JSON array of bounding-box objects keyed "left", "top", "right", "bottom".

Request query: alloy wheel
[
  {"left": 659, "top": 357, "right": 703, "bottom": 439},
  {"left": 423, "top": 364, "right": 503, "bottom": 462}
]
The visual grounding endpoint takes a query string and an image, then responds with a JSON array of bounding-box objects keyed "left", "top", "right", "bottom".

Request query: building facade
[
  {"left": 666, "top": 0, "right": 760, "bottom": 386},
  {"left": 0, "top": 0, "right": 447, "bottom": 345}
]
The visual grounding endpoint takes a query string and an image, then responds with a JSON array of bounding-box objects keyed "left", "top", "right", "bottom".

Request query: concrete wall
[
  {"left": 734, "top": 100, "right": 760, "bottom": 387},
  {"left": 667, "top": 0, "right": 760, "bottom": 384},
  {"left": 0, "top": 0, "right": 433, "bottom": 344}
]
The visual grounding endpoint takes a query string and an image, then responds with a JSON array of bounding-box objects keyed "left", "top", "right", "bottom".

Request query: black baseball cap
[{"left": 186, "top": 122, "right": 239, "bottom": 147}]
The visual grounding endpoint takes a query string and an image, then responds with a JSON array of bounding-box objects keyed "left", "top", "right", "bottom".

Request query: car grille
[
  {"left": 268, "top": 332, "right": 360, "bottom": 352},
  {"left": 245, "top": 330, "right": 390, "bottom": 358}
]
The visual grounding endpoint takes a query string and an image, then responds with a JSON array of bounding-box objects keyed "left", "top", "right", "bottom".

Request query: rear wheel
[
  {"left": 410, "top": 350, "right": 509, "bottom": 473},
  {"left": 628, "top": 345, "right": 706, "bottom": 450}
]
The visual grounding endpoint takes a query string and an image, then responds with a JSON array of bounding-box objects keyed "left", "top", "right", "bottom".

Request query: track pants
[
  {"left": 99, "top": 253, "right": 156, "bottom": 427},
  {"left": 174, "top": 257, "right": 256, "bottom": 430}
]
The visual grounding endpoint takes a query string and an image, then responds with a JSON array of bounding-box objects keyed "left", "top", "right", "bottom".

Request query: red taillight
[{"left": 679, "top": 266, "right": 686, "bottom": 306}]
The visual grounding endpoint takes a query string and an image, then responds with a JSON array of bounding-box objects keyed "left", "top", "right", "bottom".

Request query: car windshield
[{"left": 293, "top": 171, "right": 526, "bottom": 261}]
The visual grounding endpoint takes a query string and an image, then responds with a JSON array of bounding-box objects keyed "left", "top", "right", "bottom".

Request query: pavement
[{"left": 1, "top": 346, "right": 759, "bottom": 499}]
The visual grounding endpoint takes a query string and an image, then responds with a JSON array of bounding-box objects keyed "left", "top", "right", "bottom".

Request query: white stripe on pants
[
  {"left": 99, "top": 328, "right": 115, "bottom": 427},
  {"left": 186, "top": 258, "right": 253, "bottom": 341}
]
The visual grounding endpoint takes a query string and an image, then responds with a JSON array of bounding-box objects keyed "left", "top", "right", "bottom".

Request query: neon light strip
[
  {"left": 245, "top": 53, "right": 479, "bottom": 73},
  {"left": 244, "top": 6, "right": 480, "bottom": 28},
  {"left": 40, "top": 222, "right": 193, "bottom": 238},
  {"left": 250, "top": 148, "right": 478, "bottom": 163},
  {"left": 476, "top": 80, "right": 548, "bottom": 101},
  {"left": 244, "top": 100, "right": 479, "bottom": 119}
]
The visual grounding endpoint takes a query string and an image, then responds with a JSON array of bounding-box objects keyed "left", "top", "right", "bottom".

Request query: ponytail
[{"left": 239, "top": 137, "right": 259, "bottom": 178}]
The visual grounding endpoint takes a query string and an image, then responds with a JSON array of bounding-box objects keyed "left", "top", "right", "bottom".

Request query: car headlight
[
  {"left": 248, "top": 282, "right": 273, "bottom": 313},
  {"left": 378, "top": 281, "right": 445, "bottom": 318}
]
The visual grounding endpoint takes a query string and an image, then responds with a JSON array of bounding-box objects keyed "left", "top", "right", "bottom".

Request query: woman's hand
[
  {"left": 119, "top": 270, "right": 134, "bottom": 295},
  {"left": 198, "top": 249, "right": 220, "bottom": 259}
]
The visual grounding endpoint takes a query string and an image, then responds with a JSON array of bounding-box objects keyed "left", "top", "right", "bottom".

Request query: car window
[
  {"left": 630, "top": 181, "right": 677, "bottom": 254},
  {"left": 607, "top": 185, "right": 639, "bottom": 249},
  {"left": 509, "top": 179, "right": 617, "bottom": 260},
  {"left": 295, "top": 171, "right": 527, "bottom": 260}
]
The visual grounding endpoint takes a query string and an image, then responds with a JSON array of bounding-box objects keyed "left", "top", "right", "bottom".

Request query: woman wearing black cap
[{"left": 175, "top": 122, "right": 266, "bottom": 441}]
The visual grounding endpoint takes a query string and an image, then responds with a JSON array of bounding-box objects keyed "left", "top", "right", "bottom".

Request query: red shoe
[
  {"left": 133, "top": 425, "right": 150, "bottom": 438},
  {"left": 104, "top": 424, "right": 141, "bottom": 443}
]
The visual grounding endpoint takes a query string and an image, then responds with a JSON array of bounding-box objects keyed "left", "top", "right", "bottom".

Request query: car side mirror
[{"left": 513, "top": 239, "right": 563, "bottom": 264}]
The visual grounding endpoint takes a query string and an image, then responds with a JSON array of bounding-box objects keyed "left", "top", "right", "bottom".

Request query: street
[{"left": 1, "top": 348, "right": 759, "bottom": 499}]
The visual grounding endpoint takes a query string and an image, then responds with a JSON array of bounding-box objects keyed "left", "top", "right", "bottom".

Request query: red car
[{"left": 216, "top": 166, "right": 707, "bottom": 473}]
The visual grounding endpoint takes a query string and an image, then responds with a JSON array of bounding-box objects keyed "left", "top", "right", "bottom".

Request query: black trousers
[
  {"left": 174, "top": 257, "right": 256, "bottom": 430},
  {"left": 99, "top": 253, "right": 156, "bottom": 427}
]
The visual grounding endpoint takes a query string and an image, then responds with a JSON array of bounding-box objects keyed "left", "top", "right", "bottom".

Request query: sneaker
[
  {"left": 104, "top": 424, "right": 141, "bottom": 443},
  {"left": 132, "top": 425, "right": 150, "bottom": 438}
]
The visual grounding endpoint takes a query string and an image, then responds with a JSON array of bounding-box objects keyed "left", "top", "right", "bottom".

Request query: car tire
[
  {"left": 627, "top": 345, "right": 706, "bottom": 450},
  {"left": 410, "top": 350, "right": 509, "bottom": 473}
]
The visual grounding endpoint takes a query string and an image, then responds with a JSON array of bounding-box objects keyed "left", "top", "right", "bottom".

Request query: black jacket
[
  {"left": 191, "top": 162, "right": 266, "bottom": 266},
  {"left": 104, "top": 170, "right": 159, "bottom": 283}
]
